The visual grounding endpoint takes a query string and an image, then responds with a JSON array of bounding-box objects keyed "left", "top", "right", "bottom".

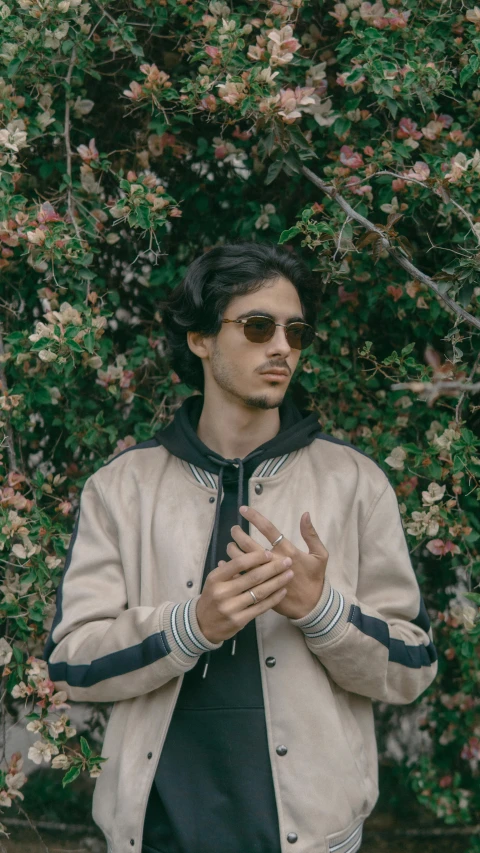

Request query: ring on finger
[{"left": 248, "top": 589, "right": 258, "bottom": 605}]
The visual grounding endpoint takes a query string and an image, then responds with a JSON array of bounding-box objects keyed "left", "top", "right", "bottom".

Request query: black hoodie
[{"left": 141, "top": 394, "right": 320, "bottom": 853}]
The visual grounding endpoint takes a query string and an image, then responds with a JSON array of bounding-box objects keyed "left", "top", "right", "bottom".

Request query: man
[{"left": 43, "top": 241, "right": 437, "bottom": 853}]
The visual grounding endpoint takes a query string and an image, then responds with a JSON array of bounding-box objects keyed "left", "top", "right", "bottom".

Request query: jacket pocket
[{"left": 325, "top": 814, "right": 364, "bottom": 853}]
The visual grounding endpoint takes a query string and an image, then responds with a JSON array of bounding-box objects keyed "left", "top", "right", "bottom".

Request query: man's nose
[{"left": 265, "top": 325, "right": 291, "bottom": 356}]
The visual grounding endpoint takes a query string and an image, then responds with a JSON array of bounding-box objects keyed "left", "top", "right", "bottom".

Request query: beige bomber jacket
[{"left": 43, "top": 434, "right": 438, "bottom": 853}]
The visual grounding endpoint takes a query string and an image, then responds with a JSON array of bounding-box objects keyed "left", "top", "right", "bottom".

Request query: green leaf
[
  {"left": 62, "top": 765, "right": 81, "bottom": 788},
  {"left": 12, "top": 646, "right": 24, "bottom": 664},
  {"left": 265, "top": 159, "right": 283, "bottom": 185},
  {"left": 460, "top": 55, "right": 479, "bottom": 86},
  {"left": 136, "top": 206, "right": 151, "bottom": 230},
  {"left": 131, "top": 43, "right": 145, "bottom": 58},
  {"left": 196, "top": 137, "right": 209, "bottom": 157},
  {"left": 333, "top": 117, "right": 352, "bottom": 139},
  {"left": 288, "top": 125, "right": 313, "bottom": 152},
  {"left": 260, "top": 129, "right": 276, "bottom": 157},
  {"left": 83, "top": 331, "right": 96, "bottom": 354},
  {"left": 278, "top": 226, "right": 301, "bottom": 244},
  {"left": 80, "top": 736, "right": 92, "bottom": 758},
  {"left": 384, "top": 98, "right": 399, "bottom": 119},
  {"left": 61, "top": 40, "right": 74, "bottom": 56}
]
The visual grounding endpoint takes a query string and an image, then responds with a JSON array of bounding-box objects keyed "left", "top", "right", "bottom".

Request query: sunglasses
[{"left": 221, "top": 315, "right": 315, "bottom": 350}]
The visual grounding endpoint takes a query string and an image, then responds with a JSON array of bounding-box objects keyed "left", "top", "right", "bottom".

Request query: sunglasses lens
[
  {"left": 242, "top": 317, "right": 315, "bottom": 349},
  {"left": 286, "top": 324, "right": 315, "bottom": 350},
  {"left": 244, "top": 317, "right": 276, "bottom": 342}
]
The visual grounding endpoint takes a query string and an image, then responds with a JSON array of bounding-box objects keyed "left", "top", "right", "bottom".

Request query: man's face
[{"left": 196, "top": 276, "right": 305, "bottom": 410}]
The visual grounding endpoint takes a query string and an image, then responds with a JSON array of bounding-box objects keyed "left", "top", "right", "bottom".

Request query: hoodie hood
[
  {"left": 155, "top": 392, "right": 320, "bottom": 474},
  {"left": 153, "top": 393, "right": 320, "bottom": 677}
]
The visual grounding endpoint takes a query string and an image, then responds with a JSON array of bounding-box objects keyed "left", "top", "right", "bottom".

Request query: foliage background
[{"left": 0, "top": 0, "right": 480, "bottom": 846}]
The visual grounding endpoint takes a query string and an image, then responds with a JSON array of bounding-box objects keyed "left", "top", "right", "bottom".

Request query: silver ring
[
  {"left": 271, "top": 533, "right": 284, "bottom": 548},
  {"left": 248, "top": 589, "right": 258, "bottom": 605}
]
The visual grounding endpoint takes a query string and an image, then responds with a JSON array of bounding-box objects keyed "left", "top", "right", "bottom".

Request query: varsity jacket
[{"left": 42, "top": 393, "right": 438, "bottom": 853}]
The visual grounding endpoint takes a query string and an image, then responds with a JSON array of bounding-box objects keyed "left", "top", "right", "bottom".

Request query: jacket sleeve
[
  {"left": 289, "top": 478, "right": 438, "bottom": 705},
  {"left": 42, "top": 474, "right": 222, "bottom": 703}
]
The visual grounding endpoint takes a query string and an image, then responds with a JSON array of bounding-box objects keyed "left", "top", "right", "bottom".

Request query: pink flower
[
  {"left": 461, "top": 738, "right": 480, "bottom": 762},
  {"left": 267, "top": 25, "right": 301, "bottom": 66},
  {"left": 437, "top": 113, "right": 454, "bottom": 128},
  {"left": 396, "top": 118, "right": 423, "bottom": 140},
  {"left": 421, "top": 120, "right": 444, "bottom": 140},
  {"left": 386, "top": 285, "right": 403, "bottom": 302},
  {"left": 205, "top": 45, "right": 220, "bottom": 60},
  {"left": 339, "top": 145, "right": 364, "bottom": 169},
  {"left": 363, "top": 145, "right": 374, "bottom": 156},
  {"left": 76, "top": 138, "right": 99, "bottom": 164},
  {"left": 214, "top": 144, "right": 228, "bottom": 159},
  {"left": 359, "top": 2, "right": 386, "bottom": 25},
  {"left": 232, "top": 126, "right": 252, "bottom": 140},
  {"left": 35, "top": 678, "right": 56, "bottom": 698},
  {"left": 123, "top": 81, "right": 144, "bottom": 101},
  {"left": 426, "top": 539, "right": 460, "bottom": 556},
  {"left": 277, "top": 86, "right": 316, "bottom": 123},
  {"left": 199, "top": 95, "right": 217, "bottom": 112},
  {"left": 448, "top": 129, "right": 465, "bottom": 145},
  {"left": 338, "top": 285, "right": 359, "bottom": 304},
  {"left": 38, "top": 202, "right": 62, "bottom": 223},
  {"left": 392, "top": 178, "right": 406, "bottom": 191},
  {"left": 345, "top": 176, "right": 371, "bottom": 195},
  {"left": 329, "top": 3, "right": 349, "bottom": 25},
  {"left": 403, "top": 161, "right": 430, "bottom": 181},
  {"left": 336, "top": 70, "right": 366, "bottom": 90},
  {"left": 384, "top": 9, "right": 410, "bottom": 29}
]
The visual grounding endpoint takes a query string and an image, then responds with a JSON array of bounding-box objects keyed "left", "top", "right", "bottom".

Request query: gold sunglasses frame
[{"left": 221, "top": 315, "right": 315, "bottom": 350}]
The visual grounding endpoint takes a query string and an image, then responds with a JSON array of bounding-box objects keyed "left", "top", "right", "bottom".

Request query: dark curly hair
[{"left": 160, "top": 240, "right": 321, "bottom": 393}]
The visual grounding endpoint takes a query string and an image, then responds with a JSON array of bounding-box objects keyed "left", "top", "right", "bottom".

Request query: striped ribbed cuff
[
  {"left": 162, "top": 596, "right": 223, "bottom": 666},
  {"left": 289, "top": 578, "right": 350, "bottom": 646}
]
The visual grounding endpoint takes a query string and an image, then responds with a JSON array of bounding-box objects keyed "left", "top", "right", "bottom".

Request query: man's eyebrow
[{"left": 235, "top": 309, "right": 306, "bottom": 323}]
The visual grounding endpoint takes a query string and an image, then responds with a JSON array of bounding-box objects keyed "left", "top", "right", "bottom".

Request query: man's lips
[{"left": 259, "top": 369, "right": 289, "bottom": 380}]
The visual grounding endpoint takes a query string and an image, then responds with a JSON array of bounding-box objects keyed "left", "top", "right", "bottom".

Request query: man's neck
[{"left": 196, "top": 394, "right": 282, "bottom": 460}]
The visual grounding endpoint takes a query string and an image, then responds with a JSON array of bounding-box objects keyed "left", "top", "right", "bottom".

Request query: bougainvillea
[{"left": 1, "top": 0, "right": 479, "bottom": 845}]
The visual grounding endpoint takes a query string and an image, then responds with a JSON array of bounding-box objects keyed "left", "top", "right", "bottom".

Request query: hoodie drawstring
[{"left": 201, "top": 455, "right": 258, "bottom": 679}]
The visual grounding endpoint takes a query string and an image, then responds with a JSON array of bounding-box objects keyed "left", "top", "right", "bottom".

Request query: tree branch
[
  {"left": 456, "top": 352, "right": 480, "bottom": 422},
  {"left": 0, "top": 324, "right": 18, "bottom": 473},
  {"left": 64, "top": 46, "right": 82, "bottom": 243},
  {"left": 373, "top": 169, "right": 480, "bottom": 248},
  {"left": 300, "top": 164, "right": 480, "bottom": 332},
  {"left": 391, "top": 378, "right": 480, "bottom": 406}
]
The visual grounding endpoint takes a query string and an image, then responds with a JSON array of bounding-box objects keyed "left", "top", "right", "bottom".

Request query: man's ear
[{"left": 187, "top": 330, "right": 210, "bottom": 359}]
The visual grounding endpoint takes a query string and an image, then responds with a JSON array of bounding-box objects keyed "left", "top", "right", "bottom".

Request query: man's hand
[
  {"left": 196, "top": 548, "right": 295, "bottom": 644},
  {"left": 227, "top": 506, "right": 328, "bottom": 620}
]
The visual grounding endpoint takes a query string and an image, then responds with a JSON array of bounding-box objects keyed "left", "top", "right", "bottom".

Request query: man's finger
[
  {"left": 226, "top": 540, "right": 247, "bottom": 560},
  {"left": 215, "top": 547, "right": 272, "bottom": 579},
  {"left": 239, "top": 505, "right": 284, "bottom": 549},
  {"left": 230, "top": 524, "right": 262, "bottom": 553}
]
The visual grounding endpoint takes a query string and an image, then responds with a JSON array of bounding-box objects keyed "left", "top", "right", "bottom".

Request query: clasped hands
[{"left": 223, "top": 505, "right": 328, "bottom": 621}]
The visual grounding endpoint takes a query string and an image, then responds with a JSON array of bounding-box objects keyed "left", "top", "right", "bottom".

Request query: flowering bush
[{"left": 1, "top": 0, "right": 479, "bottom": 844}]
